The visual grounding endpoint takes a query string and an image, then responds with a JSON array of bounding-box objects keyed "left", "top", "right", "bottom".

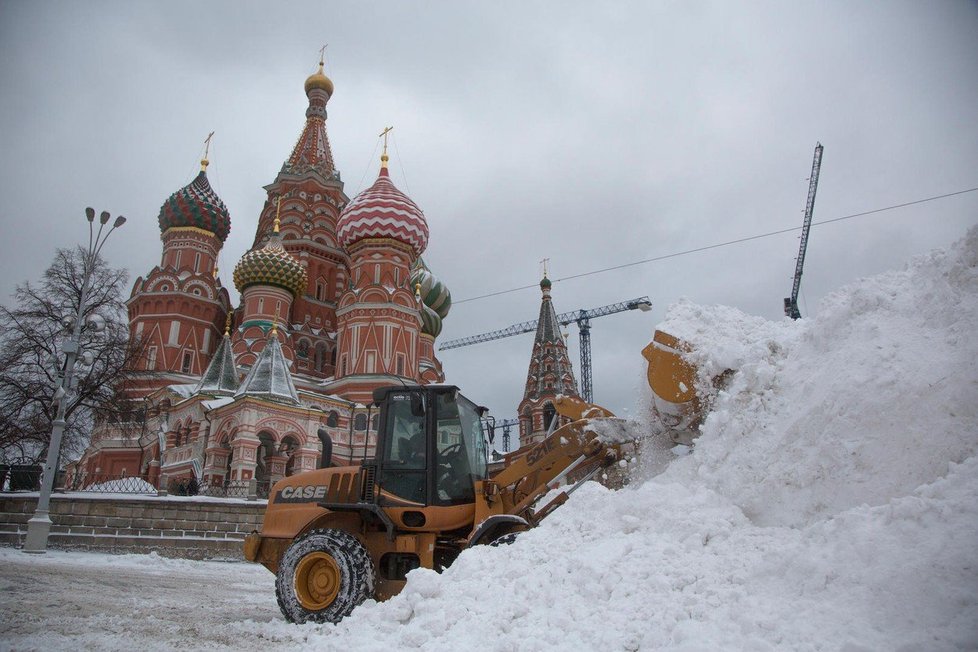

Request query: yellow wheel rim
[{"left": 294, "top": 551, "right": 341, "bottom": 611}]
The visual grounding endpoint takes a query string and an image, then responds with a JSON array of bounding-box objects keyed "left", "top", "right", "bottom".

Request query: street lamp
[{"left": 23, "top": 207, "right": 126, "bottom": 553}]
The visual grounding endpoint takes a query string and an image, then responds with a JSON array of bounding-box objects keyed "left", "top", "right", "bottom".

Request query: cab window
[
  {"left": 381, "top": 392, "right": 426, "bottom": 503},
  {"left": 434, "top": 391, "right": 488, "bottom": 504}
]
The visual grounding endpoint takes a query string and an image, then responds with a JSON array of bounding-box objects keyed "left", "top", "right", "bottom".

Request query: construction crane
[
  {"left": 784, "top": 142, "right": 824, "bottom": 320},
  {"left": 440, "top": 296, "right": 652, "bottom": 403},
  {"left": 487, "top": 418, "right": 520, "bottom": 452}
]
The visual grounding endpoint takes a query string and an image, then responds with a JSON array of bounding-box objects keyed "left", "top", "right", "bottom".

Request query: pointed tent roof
[
  {"left": 234, "top": 328, "right": 299, "bottom": 405},
  {"left": 521, "top": 276, "right": 579, "bottom": 403},
  {"left": 533, "top": 276, "right": 563, "bottom": 345},
  {"left": 282, "top": 59, "right": 337, "bottom": 179},
  {"left": 194, "top": 332, "right": 239, "bottom": 396}
]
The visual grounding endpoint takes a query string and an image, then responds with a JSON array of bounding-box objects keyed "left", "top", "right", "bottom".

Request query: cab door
[
  {"left": 378, "top": 391, "right": 428, "bottom": 504},
  {"left": 433, "top": 391, "right": 488, "bottom": 505}
]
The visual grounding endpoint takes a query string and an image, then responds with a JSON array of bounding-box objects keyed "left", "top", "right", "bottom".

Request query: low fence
[
  {"left": 0, "top": 465, "right": 42, "bottom": 492},
  {"left": 0, "top": 494, "right": 267, "bottom": 560},
  {"left": 3, "top": 470, "right": 274, "bottom": 501}
]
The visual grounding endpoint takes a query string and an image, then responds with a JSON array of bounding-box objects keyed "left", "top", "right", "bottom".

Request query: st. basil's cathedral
[{"left": 74, "top": 59, "right": 455, "bottom": 494}]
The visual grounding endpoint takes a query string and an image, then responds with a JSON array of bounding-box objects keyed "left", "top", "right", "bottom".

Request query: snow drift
[
  {"left": 236, "top": 226, "right": 978, "bottom": 650},
  {"left": 10, "top": 228, "right": 974, "bottom": 651}
]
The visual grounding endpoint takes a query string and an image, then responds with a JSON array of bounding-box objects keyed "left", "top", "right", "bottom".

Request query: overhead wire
[
  {"left": 454, "top": 186, "right": 978, "bottom": 305},
  {"left": 391, "top": 134, "right": 411, "bottom": 196},
  {"left": 354, "top": 137, "right": 382, "bottom": 194}
]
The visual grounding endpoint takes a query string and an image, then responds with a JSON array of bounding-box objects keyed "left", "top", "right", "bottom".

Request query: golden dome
[{"left": 304, "top": 62, "right": 334, "bottom": 97}]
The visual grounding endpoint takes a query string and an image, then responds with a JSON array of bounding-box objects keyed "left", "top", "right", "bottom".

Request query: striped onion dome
[
  {"left": 232, "top": 230, "right": 307, "bottom": 299},
  {"left": 419, "top": 303, "right": 442, "bottom": 338},
  {"left": 337, "top": 165, "right": 429, "bottom": 257},
  {"left": 158, "top": 171, "right": 231, "bottom": 242},
  {"left": 410, "top": 257, "right": 451, "bottom": 319}
]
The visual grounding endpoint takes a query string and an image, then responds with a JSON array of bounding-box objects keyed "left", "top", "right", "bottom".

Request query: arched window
[
  {"left": 326, "top": 411, "right": 339, "bottom": 427},
  {"left": 543, "top": 403, "right": 557, "bottom": 432},
  {"left": 315, "top": 343, "right": 328, "bottom": 372},
  {"left": 280, "top": 436, "right": 300, "bottom": 477},
  {"left": 354, "top": 413, "right": 367, "bottom": 431},
  {"left": 255, "top": 432, "right": 276, "bottom": 483}
]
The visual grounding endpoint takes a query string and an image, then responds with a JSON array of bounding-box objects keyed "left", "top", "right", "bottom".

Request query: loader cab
[{"left": 372, "top": 385, "right": 489, "bottom": 507}]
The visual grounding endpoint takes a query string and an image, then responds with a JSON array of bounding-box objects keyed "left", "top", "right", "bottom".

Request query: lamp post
[{"left": 23, "top": 208, "right": 126, "bottom": 553}]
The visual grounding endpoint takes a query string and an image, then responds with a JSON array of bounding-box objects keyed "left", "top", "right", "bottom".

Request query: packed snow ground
[{"left": 3, "top": 227, "right": 977, "bottom": 651}]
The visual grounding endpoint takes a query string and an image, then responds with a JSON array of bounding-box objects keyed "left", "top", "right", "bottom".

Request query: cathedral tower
[
  {"left": 231, "top": 207, "right": 307, "bottom": 369},
  {"left": 328, "top": 147, "right": 430, "bottom": 403},
  {"left": 126, "top": 156, "right": 232, "bottom": 396},
  {"left": 250, "top": 57, "right": 349, "bottom": 379},
  {"left": 517, "top": 275, "right": 580, "bottom": 447}
]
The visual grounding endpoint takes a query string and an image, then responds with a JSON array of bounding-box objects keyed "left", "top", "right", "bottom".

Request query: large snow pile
[
  {"left": 10, "top": 229, "right": 973, "bottom": 651},
  {"left": 233, "top": 228, "right": 978, "bottom": 650}
]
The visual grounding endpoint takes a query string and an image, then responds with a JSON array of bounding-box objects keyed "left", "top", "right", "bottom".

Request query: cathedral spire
[
  {"left": 283, "top": 56, "right": 337, "bottom": 179},
  {"left": 235, "top": 326, "right": 299, "bottom": 405},
  {"left": 194, "top": 326, "right": 240, "bottom": 396},
  {"left": 533, "top": 273, "right": 561, "bottom": 345},
  {"left": 517, "top": 273, "right": 580, "bottom": 446}
]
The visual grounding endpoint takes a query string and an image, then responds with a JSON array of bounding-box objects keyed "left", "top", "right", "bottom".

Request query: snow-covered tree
[{"left": 0, "top": 247, "right": 141, "bottom": 465}]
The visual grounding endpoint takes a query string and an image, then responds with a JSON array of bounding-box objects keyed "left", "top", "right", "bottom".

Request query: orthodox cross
[
  {"left": 318, "top": 44, "right": 328, "bottom": 64},
  {"left": 201, "top": 131, "right": 215, "bottom": 171},
  {"left": 379, "top": 125, "right": 394, "bottom": 157},
  {"left": 540, "top": 257, "right": 550, "bottom": 279}
]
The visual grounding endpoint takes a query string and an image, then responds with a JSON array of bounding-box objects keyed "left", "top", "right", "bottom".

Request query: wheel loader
[{"left": 243, "top": 384, "right": 622, "bottom": 624}]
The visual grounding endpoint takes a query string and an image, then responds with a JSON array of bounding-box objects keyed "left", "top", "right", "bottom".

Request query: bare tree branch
[{"left": 0, "top": 247, "right": 143, "bottom": 465}]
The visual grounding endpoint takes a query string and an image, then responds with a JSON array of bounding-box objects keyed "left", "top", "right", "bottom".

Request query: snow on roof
[
  {"left": 234, "top": 332, "right": 299, "bottom": 405},
  {"left": 201, "top": 397, "right": 235, "bottom": 411},
  {"left": 166, "top": 384, "right": 197, "bottom": 399},
  {"left": 194, "top": 333, "right": 240, "bottom": 396}
]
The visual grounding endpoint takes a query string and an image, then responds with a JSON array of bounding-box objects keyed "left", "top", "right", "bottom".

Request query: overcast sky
[{"left": 1, "top": 1, "right": 976, "bottom": 434}]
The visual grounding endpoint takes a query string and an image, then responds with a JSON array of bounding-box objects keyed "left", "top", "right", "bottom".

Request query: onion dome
[
  {"left": 540, "top": 275, "right": 552, "bottom": 291},
  {"left": 158, "top": 170, "right": 231, "bottom": 242},
  {"left": 233, "top": 217, "right": 307, "bottom": 298},
  {"left": 337, "top": 159, "right": 429, "bottom": 257},
  {"left": 410, "top": 257, "right": 451, "bottom": 319},
  {"left": 304, "top": 60, "right": 334, "bottom": 98},
  {"left": 419, "top": 302, "right": 442, "bottom": 338}
]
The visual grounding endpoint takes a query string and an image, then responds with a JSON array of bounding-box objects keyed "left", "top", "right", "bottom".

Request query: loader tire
[
  {"left": 489, "top": 532, "right": 519, "bottom": 547},
  {"left": 275, "top": 528, "right": 374, "bottom": 624}
]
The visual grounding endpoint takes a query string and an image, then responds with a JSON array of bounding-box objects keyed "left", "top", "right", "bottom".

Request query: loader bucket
[{"left": 642, "top": 330, "right": 702, "bottom": 445}]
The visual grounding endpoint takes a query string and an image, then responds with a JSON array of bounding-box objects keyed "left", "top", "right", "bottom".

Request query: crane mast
[{"left": 784, "top": 142, "right": 824, "bottom": 319}]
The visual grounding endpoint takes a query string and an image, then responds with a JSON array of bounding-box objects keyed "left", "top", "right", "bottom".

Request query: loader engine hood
[
  {"left": 261, "top": 466, "right": 365, "bottom": 540},
  {"left": 269, "top": 467, "right": 363, "bottom": 506}
]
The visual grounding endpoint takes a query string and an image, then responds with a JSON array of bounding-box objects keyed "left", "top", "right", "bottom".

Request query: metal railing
[
  {"left": 0, "top": 468, "right": 276, "bottom": 501},
  {"left": 60, "top": 472, "right": 158, "bottom": 494},
  {"left": 197, "top": 479, "right": 270, "bottom": 500}
]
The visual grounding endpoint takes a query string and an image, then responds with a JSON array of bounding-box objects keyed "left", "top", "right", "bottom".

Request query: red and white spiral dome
[{"left": 337, "top": 164, "right": 429, "bottom": 257}]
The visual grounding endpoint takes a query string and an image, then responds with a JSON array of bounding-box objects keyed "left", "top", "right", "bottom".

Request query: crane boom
[
  {"left": 439, "top": 297, "right": 652, "bottom": 351},
  {"left": 784, "top": 142, "right": 824, "bottom": 319},
  {"left": 439, "top": 296, "right": 652, "bottom": 402}
]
